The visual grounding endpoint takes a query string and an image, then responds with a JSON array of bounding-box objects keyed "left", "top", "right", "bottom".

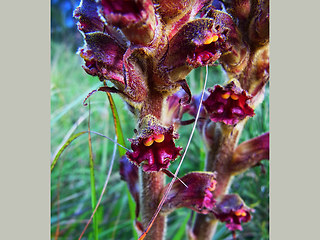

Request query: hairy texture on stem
[{"left": 140, "top": 170, "right": 166, "bottom": 240}]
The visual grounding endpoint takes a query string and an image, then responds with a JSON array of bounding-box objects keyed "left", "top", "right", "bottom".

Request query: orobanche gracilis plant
[{"left": 73, "top": 0, "right": 269, "bottom": 239}]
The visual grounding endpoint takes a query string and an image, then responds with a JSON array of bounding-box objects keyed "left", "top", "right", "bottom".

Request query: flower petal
[
  {"left": 126, "top": 115, "right": 182, "bottom": 172},
  {"left": 157, "top": 0, "right": 209, "bottom": 37},
  {"left": 163, "top": 13, "right": 236, "bottom": 82},
  {"left": 78, "top": 32, "right": 127, "bottom": 86},
  {"left": 100, "top": 0, "right": 157, "bottom": 46},
  {"left": 74, "top": 0, "right": 105, "bottom": 33},
  {"left": 161, "top": 171, "right": 217, "bottom": 214},
  {"left": 230, "top": 132, "right": 269, "bottom": 174}
]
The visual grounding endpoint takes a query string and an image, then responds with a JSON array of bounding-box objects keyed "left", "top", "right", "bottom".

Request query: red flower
[
  {"left": 126, "top": 115, "right": 182, "bottom": 172},
  {"left": 203, "top": 80, "right": 254, "bottom": 125}
]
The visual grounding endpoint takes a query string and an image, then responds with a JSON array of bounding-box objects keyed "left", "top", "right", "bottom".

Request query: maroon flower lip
[
  {"left": 221, "top": 208, "right": 252, "bottom": 231},
  {"left": 203, "top": 80, "right": 255, "bottom": 125},
  {"left": 213, "top": 194, "right": 253, "bottom": 231},
  {"left": 126, "top": 115, "right": 182, "bottom": 172}
]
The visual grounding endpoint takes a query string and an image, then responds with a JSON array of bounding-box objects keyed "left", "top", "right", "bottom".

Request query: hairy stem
[{"left": 140, "top": 170, "right": 166, "bottom": 240}]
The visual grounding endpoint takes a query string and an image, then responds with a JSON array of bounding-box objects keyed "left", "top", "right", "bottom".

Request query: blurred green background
[{"left": 51, "top": 1, "right": 269, "bottom": 239}]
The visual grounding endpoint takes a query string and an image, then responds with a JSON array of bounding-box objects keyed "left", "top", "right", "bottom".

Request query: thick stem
[
  {"left": 191, "top": 122, "right": 245, "bottom": 240},
  {"left": 140, "top": 90, "right": 164, "bottom": 120},
  {"left": 140, "top": 170, "right": 166, "bottom": 240}
]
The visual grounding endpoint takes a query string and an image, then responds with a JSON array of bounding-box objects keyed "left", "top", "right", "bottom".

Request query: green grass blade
[
  {"left": 106, "top": 92, "right": 126, "bottom": 156},
  {"left": 172, "top": 211, "right": 191, "bottom": 240},
  {"left": 51, "top": 131, "right": 87, "bottom": 172},
  {"left": 87, "top": 103, "right": 99, "bottom": 240}
]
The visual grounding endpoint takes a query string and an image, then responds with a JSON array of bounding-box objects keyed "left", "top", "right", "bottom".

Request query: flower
[
  {"left": 126, "top": 115, "right": 182, "bottom": 172},
  {"left": 213, "top": 194, "right": 253, "bottom": 231},
  {"left": 203, "top": 80, "right": 254, "bottom": 125},
  {"left": 161, "top": 172, "right": 217, "bottom": 214}
]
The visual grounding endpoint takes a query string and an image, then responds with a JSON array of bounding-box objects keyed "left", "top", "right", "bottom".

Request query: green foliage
[{"left": 51, "top": 42, "right": 269, "bottom": 239}]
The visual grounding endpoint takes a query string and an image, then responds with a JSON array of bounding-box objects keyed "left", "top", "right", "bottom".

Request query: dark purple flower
[
  {"left": 213, "top": 194, "right": 253, "bottom": 231},
  {"left": 161, "top": 172, "right": 217, "bottom": 214},
  {"left": 162, "top": 11, "right": 236, "bottom": 80},
  {"left": 126, "top": 115, "right": 182, "bottom": 172},
  {"left": 203, "top": 80, "right": 254, "bottom": 125}
]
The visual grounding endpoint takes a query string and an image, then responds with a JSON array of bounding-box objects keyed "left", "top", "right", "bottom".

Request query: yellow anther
[
  {"left": 154, "top": 134, "right": 165, "bottom": 143},
  {"left": 204, "top": 35, "right": 219, "bottom": 45},
  {"left": 231, "top": 94, "right": 239, "bottom": 100},
  {"left": 208, "top": 181, "right": 217, "bottom": 191},
  {"left": 235, "top": 209, "right": 246, "bottom": 217},
  {"left": 143, "top": 137, "right": 154, "bottom": 147},
  {"left": 221, "top": 92, "right": 231, "bottom": 99}
]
